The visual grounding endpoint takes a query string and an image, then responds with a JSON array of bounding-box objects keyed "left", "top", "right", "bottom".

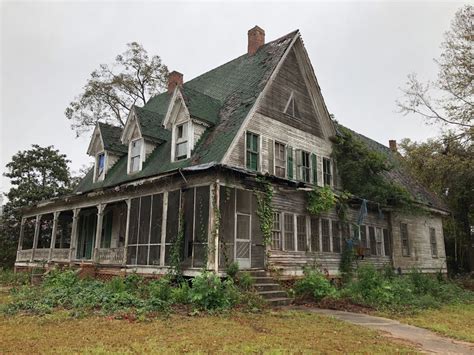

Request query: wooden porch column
[
  {"left": 17, "top": 218, "right": 26, "bottom": 252},
  {"left": 30, "top": 215, "right": 41, "bottom": 262},
  {"left": 93, "top": 204, "right": 105, "bottom": 263},
  {"left": 122, "top": 198, "right": 131, "bottom": 266},
  {"left": 208, "top": 182, "right": 220, "bottom": 272},
  {"left": 160, "top": 192, "right": 168, "bottom": 267},
  {"left": 48, "top": 211, "right": 60, "bottom": 262},
  {"left": 69, "top": 208, "right": 81, "bottom": 261}
]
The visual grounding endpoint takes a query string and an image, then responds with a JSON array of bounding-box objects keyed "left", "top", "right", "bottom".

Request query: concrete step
[
  {"left": 258, "top": 290, "right": 288, "bottom": 300},
  {"left": 244, "top": 270, "right": 268, "bottom": 277},
  {"left": 266, "top": 297, "right": 292, "bottom": 307},
  {"left": 252, "top": 276, "right": 275, "bottom": 284},
  {"left": 254, "top": 283, "right": 281, "bottom": 292}
]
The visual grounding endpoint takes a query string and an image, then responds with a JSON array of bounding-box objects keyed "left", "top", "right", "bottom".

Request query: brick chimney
[
  {"left": 248, "top": 26, "right": 265, "bottom": 55},
  {"left": 389, "top": 140, "right": 397, "bottom": 152},
  {"left": 167, "top": 71, "right": 183, "bottom": 93}
]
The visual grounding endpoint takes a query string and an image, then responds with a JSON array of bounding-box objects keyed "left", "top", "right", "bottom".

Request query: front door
[{"left": 235, "top": 213, "right": 251, "bottom": 269}]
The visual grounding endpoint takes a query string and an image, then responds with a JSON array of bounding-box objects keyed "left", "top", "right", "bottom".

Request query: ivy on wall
[
  {"left": 307, "top": 186, "right": 336, "bottom": 215},
  {"left": 254, "top": 177, "right": 274, "bottom": 247}
]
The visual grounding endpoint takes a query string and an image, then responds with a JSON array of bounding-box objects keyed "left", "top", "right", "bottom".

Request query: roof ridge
[{"left": 185, "top": 29, "right": 299, "bottom": 92}]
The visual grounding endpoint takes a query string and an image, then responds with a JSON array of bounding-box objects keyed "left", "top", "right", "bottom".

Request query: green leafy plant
[
  {"left": 225, "top": 262, "right": 239, "bottom": 281},
  {"left": 237, "top": 271, "right": 255, "bottom": 291},
  {"left": 307, "top": 186, "right": 336, "bottom": 215},
  {"left": 254, "top": 178, "right": 274, "bottom": 247},
  {"left": 294, "top": 268, "right": 337, "bottom": 301},
  {"left": 189, "top": 271, "right": 239, "bottom": 311}
]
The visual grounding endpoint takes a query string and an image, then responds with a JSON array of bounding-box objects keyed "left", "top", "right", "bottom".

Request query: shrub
[
  {"left": 237, "top": 271, "right": 255, "bottom": 291},
  {"left": 294, "top": 268, "right": 337, "bottom": 301},
  {"left": 171, "top": 282, "right": 190, "bottom": 304},
  {"left": 147, "top": 278, "right": 172, "bottom": 303},
  {"left": 189, "top": 271, "right": 239, "bottom": 311},
  {"left": 0, "top": 268, "right": 29, "bottom": 286},
  {"left": 225, "top": 262, "right": 239, "bottom": 281}
]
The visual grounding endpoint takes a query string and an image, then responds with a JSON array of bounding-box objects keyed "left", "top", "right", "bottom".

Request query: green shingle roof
[
  {"left": 98, "top": 122, "right": 127, "bottom": 154},
  {"left": 335, "top": 123, "right": 448, "bottom": 211},
  {"left": 74, "top": 30, "right": 298, "bottom": 193}
]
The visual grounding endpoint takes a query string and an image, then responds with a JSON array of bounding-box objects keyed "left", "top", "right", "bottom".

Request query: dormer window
[
  {"left": 284, "top": 91, "right": 301, "bottom": 118},
  {"left": 96, "top": 153, "right": 105, "bottom": 179},
  {"left": 175, "top": 123, "right": 189, "bottom": 161},
  {"left": 129, "top": 138, "right": 143, "bottom": 173}
]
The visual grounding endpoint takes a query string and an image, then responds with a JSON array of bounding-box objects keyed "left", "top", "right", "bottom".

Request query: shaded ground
[{"left": 307, "top": 308, "right": 474, "bottom": 354}]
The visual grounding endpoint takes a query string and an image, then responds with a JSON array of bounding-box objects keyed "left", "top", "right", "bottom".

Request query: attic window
[
  {"left": 130, "top": 138, "right": 142, "bottom": 173},
  {"left": 284, "top": 92, "right": 301, "bottom": 118},
  {"left": 175, "top": 123, "right": 188, "bottom": 161},
  {"left": 96, "top": 153, "right": 105, "bottom": 179}
]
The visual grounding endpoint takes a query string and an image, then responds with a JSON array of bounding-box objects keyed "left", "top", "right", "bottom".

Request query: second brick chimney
[
  {"left": 248, "top": 26, "right": 265, "bottom": 55},
  {"left": 389, "top": 140, "right": 397, "bottom": 152},
  {"left": 168, "top": 71, "right": 183, "bottom": 93}
]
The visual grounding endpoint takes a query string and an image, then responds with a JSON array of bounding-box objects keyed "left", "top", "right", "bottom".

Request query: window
[
  {"left": 360, "top": 225, "right": 367, "bottom": 250},
  {"left": 284, "top": 92, "right": 301, "bottom": 118},
  {"left": 369, "top": 226, "right": 376, "bottom": 255},
  {"left": 383, "top": 228, "right": 390, "bottom": 256},
  {"left": 271, "top": 212, "right": 282, "bottom": 250},
  {"left": 130, "top": 139, "right": 142, "bottom": 173},
  {"left": 332, "top": 220, "right": 341, "bottom": 253},
  {"left": 274, "top": 141, "right": 286, "bottom": 178},
  {"left": 283, "top": 213, "right": 295, "bottom": 251},
  {"left": 321, "top": 219, "right": 330, "bottom": 252},
  {"left": 175, "top": 123, "right": 188, "bottom": 161},
  {"left": 296, "top": 215, "right": 307, "bottom": 251},
  {"left": 298, "top": 150, "right": 311, "bottom": 183},
  {"left": 323, "top": 158, "right": 332, "bottom": 186},
  {"left": 310, "top": 217, "right": 320, "bottom": 252},
  {"left": 287, "top": 146, "right": 294, "bottom": 179},
  {"left": 376, "top": 228, "right": 383, "bottom": 256},
  {"left": 400, "top": 223, "right": 410, "bottom": 256},
  {"left": 430, "top": 227, "right": 437, "bottom": 257},
  {"left": 246, "top": 132, "right": 259, "bottom": 171},
  {"left": 96, "top": 153, "right": 105, "bottom": 179}
]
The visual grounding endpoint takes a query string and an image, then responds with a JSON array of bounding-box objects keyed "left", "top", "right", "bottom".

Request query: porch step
[{"left": 240, "top": 269, "right": 292, "bottom": 307}]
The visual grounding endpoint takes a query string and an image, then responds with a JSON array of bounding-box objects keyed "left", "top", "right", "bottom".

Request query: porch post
[
  {"left": 160, "top": 192, "right": 168, "bottom": 267},
  {"left": 31, "top": 215, "right": 40, "bottom": 262},
  {"left": 48, "top": 211, "right": 59, "bottom": 262},
  {"left": 17, "top": 218, "right": 26, "bottom": 252},
  {"left": 208, "top": 182, "right": 220, "bottom": 272},
  {"left": 93, "top": 204, "right": 105, "bottom": 263},
  {"left": 123, "top": 198, "right": 131, "bottom": 265},
  {"left": 69, "top": 208, "right": 80, "bottom": 261}
]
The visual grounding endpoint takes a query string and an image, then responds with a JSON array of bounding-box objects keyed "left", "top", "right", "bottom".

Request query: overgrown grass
[
  {"left": 0, "top": 310, "right": 417, "bottom": 353},
  {"left": 0, "top": 268, "right": 29, "bottom": 286},
  {"left": 294, "top": 265, "right": 474, "bottom": 315},
  {"left": 0, "top": 268, "right": 264, "bottom": 317}
]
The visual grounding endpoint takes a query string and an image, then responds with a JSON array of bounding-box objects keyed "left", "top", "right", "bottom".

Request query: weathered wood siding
[{"left": 391, "top": 212, "right": 447, "bottom": 272}]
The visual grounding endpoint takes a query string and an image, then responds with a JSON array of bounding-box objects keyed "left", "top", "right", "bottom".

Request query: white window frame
[
  {"left": 94, "top": 151, "right": 106, "bottom": 182},
  {"left": 128, "top": 138, "right": 144, "bottom": 174},
  {"left": 274, "top": 141, "right": 287, "bottom": 178},
  {"left": 298, "top": 150, "right": 311, "bottom": 183},
  {"left": 323, "top": 157, "right": 332, "bottom": 187},
  {"left": 171, "top": 121, "right": 193, "bottom": 162},
  {"left": 429, "top": 227, "right": 438, "bottom": 258},
  {"left": 271, "top": 211, "right": 282, "bottom": 250}
]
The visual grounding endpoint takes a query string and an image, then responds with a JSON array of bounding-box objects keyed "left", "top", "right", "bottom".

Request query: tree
[
  {"left": 0, "top": 145, "right": 73, "bottom": 268},
  {"left": 399, "top": 137, "right": 474, "bottom": 273},
  {"left": 397, "top": 5, "right": 473, "bottom": 143},
  {"left": 65, "top": 42, "right": 169, "bottom": 136}
]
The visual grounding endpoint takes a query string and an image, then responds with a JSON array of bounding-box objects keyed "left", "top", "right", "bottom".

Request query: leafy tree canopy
[{"left": 65, "top": 42, "right": 169, "bottom": 136}]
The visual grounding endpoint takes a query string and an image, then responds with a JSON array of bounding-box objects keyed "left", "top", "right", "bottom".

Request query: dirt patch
[{"left": 294, "top": 297, "right": 374, "bottom": 314}]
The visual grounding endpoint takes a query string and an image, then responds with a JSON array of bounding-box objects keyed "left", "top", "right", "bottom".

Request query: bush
[
  {"left": 294, "top": 268, "right": 337, "bottom": 301},
  {"left": 225, "top": 262, "right": 239, "bottom": 281},
  {"left": 237, "top": 271, "right": 254, "bottom": 291},
  {"left": 0, "top": 268, "right": 29, "bottom": 286},
  {"left": 171, "top": 282, "right": 190, "bottom": 304},
  {"left": 189, "top": 271, "right": 239, "bottom": 311}
]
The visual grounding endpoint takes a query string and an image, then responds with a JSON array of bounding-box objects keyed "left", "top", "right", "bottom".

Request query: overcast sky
[{"left": 0, "top": 0, "right": 465, "bottom": 198}]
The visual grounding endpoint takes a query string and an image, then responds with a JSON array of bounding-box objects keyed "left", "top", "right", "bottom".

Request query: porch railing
[
  {"left": 51, "top": 248, "right": 70, "bottom": 262},
  {"left": 97, "top": 247, "right": 125, "bottom": 264},
  {"left": 32, "top": 249, "right": 50, "bottom": 261},
  {"left": 17, "top": 249, "right": 33, "bottom": 262}
]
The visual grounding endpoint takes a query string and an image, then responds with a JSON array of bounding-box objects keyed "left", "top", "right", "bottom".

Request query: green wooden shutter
[
  {"left": 311, "top": 153, "right": 317, "bottom": 185},
  {"left": 268, "top": 139, "right": 274, "bottom": 175},
  {"left": 287, "top": 146, "right": 293, "bottom": 179}
]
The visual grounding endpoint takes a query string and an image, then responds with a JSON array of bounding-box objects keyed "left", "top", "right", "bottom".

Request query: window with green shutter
[
  {"left": 246, "top": 132, "right": 259, "bottom": 171},
  {"left": 287, "top": 146, "right": 293, "bottom": 179}
]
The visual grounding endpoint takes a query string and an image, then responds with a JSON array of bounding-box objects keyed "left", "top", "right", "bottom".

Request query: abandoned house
[{"left": 15, "top": 27, "right": 449, "bottom": 280}]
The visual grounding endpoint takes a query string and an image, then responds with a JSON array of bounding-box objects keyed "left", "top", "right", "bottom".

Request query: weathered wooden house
[{"left": 15, "top": 27, "right": 448, "bottom": 283}]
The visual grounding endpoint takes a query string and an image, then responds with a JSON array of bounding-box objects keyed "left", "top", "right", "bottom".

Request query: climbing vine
[
  {"left": 306, "top": 186, "right": 336, "bottom": 215},
  {"left": 254, "top": 177, "right": 274, "bottom": 247},
  {"left": 168, "top": 211, "right": 185, "bottom": 282}
]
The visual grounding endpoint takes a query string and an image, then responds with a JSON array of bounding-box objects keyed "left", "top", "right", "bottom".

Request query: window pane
[
  {"left": 271, "top": 212, "right": 281, "bottom": 250},
  {"left": 284, "top": 214, "right": 295, "bottom": 251},
  {"left": 128, "top": 198, "right": 140, "bottom": 245},
  {"left": 139, "top": 195, "right": 151, "bottom": 244},
  {"left": 369, "top": 226, "right": 376, "bottom": 255},
  {"left": 237, "top": 214, "right": 250, "bottom": 240},
  {"left": 131, "top": 140, "right": 142, "bottom": 156},
  {"left": 383, "top": 229, "right": 390, "bottom": 256},
  {"left": 149, "top": 245, "right": 161, "bottom": 266},
  {"left": 176, "top": 142, "right": 188, "bottom": 160},
  {"left": 131, "top": 156, "right": 140, "bottom": 172},
  {"left": 310, "top": 217, "right": 319, "bottom": 252},
  {"left": 321, "top": 219, "right": 330, "bottom": 252},
  {"left": 297, "top": 216, "right": 307, "bottom": 251},
  {"left": 332, "top": 221, "right": 341, "bottom": 253},
  {"left": 150, "top": 194, "right": 163, "bottom": 244},
  {"left": 137, "top": 245, "right": 148, "bottom": 265}
]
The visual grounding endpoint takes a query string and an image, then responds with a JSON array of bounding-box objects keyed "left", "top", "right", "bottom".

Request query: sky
[{"left": 0, "top": 0, "right": 465, "bottom": 198}]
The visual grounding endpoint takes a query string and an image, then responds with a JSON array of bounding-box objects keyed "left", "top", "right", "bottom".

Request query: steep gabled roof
[
  {"left": 133, "top": 106, "right": 169, "bottom": 143},
  {"left": 75, "top": 30, "right": 298, "bottom": 193},
  {"left": 336, "top": 123, "right": 448, "bottom": 212},
  {"left": 98, "top": 122, "right": 127, "bottom": 154}
]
